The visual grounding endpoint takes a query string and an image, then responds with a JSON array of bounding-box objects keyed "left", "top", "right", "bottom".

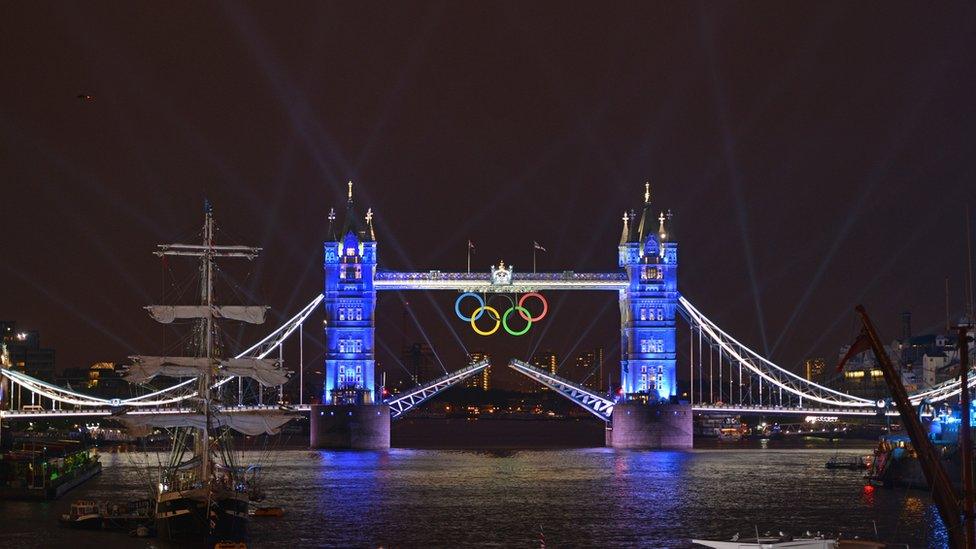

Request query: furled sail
[
  {"left": 120, "top": 410, "right": 295, "bottom": 436},
  {"left": 146, "top": 305, "right": 269, "bottom": 325},
  {"left": 219, "top": 358, "right": 291, "bottom": 387},
  {"left": 126, "top": 356, "right": 288, "bottom": 387}
]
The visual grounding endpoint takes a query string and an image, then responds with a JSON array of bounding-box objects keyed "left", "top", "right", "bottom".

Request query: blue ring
[{"left": 454, "top": 292, "right": 485, "bottom": 322}]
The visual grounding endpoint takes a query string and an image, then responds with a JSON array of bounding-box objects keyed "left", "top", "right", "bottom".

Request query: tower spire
[
  {"left": 365, "top": 207, "right": 376, "bottom": 241},
  {"left": 619, "top": 211, "right": 630, "bottom": 245},
  {"left": 636, "top": 182, "right": 653, "bottom": 242},
  {"left": 658, "top": 211, "right": 667, "bottom": 240},
  {"left": 327, "top": 207, "right": 337, "bottom": 241},
  {"left": 347, "top": 181, "right": 354, "bottom": 202}
]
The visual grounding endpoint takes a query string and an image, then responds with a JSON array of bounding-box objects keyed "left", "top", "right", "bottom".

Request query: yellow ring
[{"left": 470, "top": 305, "right": 501, "bottom": 336}]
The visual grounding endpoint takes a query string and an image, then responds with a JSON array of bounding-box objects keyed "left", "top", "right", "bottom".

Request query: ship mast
[
  {"left": 199, "top": 202, "right": 214, "bottom": 483},
  {"left": 153, "top": 200, "right": 262, "bottom": 485}
]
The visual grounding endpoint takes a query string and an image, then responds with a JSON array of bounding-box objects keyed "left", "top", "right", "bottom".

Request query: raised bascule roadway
[{"left": 2, "top": 184, "right": 971, "bottom": 448}]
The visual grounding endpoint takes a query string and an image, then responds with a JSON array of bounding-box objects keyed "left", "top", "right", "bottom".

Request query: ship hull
[{"left": 156, "top": 488, "right": 248, "bottom": 542}]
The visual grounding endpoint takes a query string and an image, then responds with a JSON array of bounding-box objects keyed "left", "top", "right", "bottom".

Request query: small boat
[
  {"left": 59, "top": 499, "right": 103, "bottom": 530},
  {"left": 825, "top": 455, "right": 868, "bottom": 470},
  {"left": 250, "top": 506, "right": 284, "bottom": 517},
  {"left": 692, "top": 533, "right": 838, "bottom": 548}
]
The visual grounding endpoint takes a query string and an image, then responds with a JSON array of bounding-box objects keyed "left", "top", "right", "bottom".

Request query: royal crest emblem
[{"left": 490, "top": 261, "right": 513, "bottom": 285}]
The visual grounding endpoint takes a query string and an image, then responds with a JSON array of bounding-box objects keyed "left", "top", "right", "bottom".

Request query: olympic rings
[
  {"left": 487, "top": 293, "right": 516, "bottom": 313},
  {"left": 456, "top": 292, "right": 549, "bottom": 336},
  {"left": 470, "top": 305, "right": 501, "bottom": 336},
  {"left": 454, "top": 292, "right": 485, "bottom": 322},
  {"left": 517, "top": 292, "right": 548, "bottom": 322},
  {"left": 502, "top": 306, "right": 532, "bottom": 336}
]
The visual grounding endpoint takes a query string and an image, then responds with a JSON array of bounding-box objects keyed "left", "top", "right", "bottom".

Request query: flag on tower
[
  {"left": 533, "top": 241, "right": 546, "bottom": 252},
  {"left": 468, "top": 239, "right": 475, "bottom": 252}
]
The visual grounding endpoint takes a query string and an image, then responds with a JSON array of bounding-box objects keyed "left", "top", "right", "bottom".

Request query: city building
[
  {"left": 86, "top": 362, "right": 127, "bottom": 397},
  {"left": 572, "top": 347, "right": 605, "bottom": 391},
  {"left": 836, "top": 342, "right": 891, "bottom": 400},
  {"left": 835, "top": 311, "right": 976, "bottom": 398},
  {"left": 1, "top": 321, "right": 55, "bottom": 381},
  {"left": 530, "top": 351, "right": 558, "bottom": 392},
  {"left": 464, "top": 351, "right": 491, "bottom": 390},
  {"left": 401, "top": 342, "right": 437, "bottom": 385},
  {"left": 803, "top": 358, "right": 825, "bottom": 383},
  {"left": 530, "top": 350, "right": 558, "bottom": 375}
]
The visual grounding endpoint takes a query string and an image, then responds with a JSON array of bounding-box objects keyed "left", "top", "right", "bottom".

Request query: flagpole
[
  {"left": 533, "top": 245, "right": 536, "bottom": 273},
  {"left": 467, "top": 241, "right": 471, "bottom": 273}
]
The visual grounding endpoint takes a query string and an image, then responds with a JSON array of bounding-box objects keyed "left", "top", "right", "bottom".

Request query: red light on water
[{"left": 863, "top": 484, "right": 874, "bottom": 493}]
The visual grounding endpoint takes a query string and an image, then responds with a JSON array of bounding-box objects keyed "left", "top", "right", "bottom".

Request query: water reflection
[{"left": 0, "top": 448, "right": 950, "bottom": 548}]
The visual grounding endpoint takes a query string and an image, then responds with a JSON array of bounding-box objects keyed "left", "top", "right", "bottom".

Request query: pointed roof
[
  {"left": 635, "top": 182, "right": 654, "bottom": 242},
  {"left": 364, "top": 208, "right": 376, "bottom": 241},
  {"left": 327, "top": 207, "right": 338, "bottom": 241},
  {"left": 339, "top": 181, "right": 370, "bottom": 241},
  {"left": 619, "top": 211, "right": 630, "bottom": 245}
]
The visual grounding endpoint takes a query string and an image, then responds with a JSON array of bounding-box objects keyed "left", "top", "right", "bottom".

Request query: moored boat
[{"left": 59, "top": 499, "right": 103, "bottom": 529}]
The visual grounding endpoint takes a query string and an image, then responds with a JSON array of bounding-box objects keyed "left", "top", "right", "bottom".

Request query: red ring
[{"left": 517, "top": 292, "right": 548, "bottom": 322}]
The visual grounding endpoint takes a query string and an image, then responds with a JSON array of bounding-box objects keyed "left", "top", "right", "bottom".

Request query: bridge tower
[
  {"left": 609, "top": 184, "right": 691, "bottom": 448},
  {"left": 311, "top": 182, "right": 390, "bottom": 449}
]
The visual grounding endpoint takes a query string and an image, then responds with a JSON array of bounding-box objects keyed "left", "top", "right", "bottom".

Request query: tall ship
[{"left": 121, "top": 201, "right": 293, "bottom": 542}]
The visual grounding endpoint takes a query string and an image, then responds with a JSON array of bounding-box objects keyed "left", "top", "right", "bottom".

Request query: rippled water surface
[{"left": 0, "top": 446, "right": 948, "bottom": 548}]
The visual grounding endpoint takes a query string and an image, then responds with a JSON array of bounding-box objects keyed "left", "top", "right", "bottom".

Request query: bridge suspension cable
[
  {"left": 679, "top": 295, "right": 976, "bottom": 410},
  {"left": 0, "top": 295, "right": 323, "bottom": 410}
]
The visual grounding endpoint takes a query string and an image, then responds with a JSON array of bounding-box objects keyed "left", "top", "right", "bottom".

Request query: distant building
[
  {"left": 401, "top": 342, "right": 437, "bottom": 384},
  {"left": 573, "top": 348, "right": 605, "bottom": 391},
  {"left": 86, "top": 362, "right": 127, "bottom": 397},
  {"left": 465, "top": 351, "right": 491, "bottom": 390},
  {"left": 835, "top": 311, "right": 976, "bottom": 397},
  {"left": 0, "top": 320, "right": 55, "bottom": 381},
  {"left": 837, "top": 342, "right": 890, "bottom": 399},
  {"left": 803, "top": 358, "right": 825, "bottom": 383},
  {"left": 530, "top": 350, "right": 558, "bottom": 392},
  {"left": 530, "top": 350, "right": 558, "bottom": 375}
]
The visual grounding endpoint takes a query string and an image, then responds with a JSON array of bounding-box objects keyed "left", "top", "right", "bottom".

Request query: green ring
[{"left": 502, "top": 306, "right": 532, "bottom": 336}]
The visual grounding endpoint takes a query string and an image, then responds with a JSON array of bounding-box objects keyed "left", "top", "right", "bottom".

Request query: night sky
[{"left": 1, "top": 3, "right": 974, "bottom": 391}]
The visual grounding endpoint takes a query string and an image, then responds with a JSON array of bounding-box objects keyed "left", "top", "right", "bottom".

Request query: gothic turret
[
  {"left": 323, "top": 181, "right": 378, "bottom": 405},
  {"left": 617, "top": 183, "right": 678, "bottom": 402}
]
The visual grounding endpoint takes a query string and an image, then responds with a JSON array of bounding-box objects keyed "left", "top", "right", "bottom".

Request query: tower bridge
[{"left": 2, "top": 184, "right": 972, "bottom": 449}]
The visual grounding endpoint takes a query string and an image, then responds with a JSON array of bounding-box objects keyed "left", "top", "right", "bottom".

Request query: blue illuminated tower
[
  {"left": 617, "top": 184, "right": 677, "bottom": 402},
  {"left": 322, "top": 182, "right": 378, "bottom": 404}
]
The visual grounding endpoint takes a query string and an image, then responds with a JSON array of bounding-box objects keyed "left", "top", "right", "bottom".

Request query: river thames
[{"left": 0, "top": 442, "right": 947, "bottom": 548}]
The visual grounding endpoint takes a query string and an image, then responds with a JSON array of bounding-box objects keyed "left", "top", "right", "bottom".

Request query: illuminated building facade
[
  {"left": 322, "top": 183, "right": 378, "bottom": 404},
  {"left": 530, "top": 350, "right": 558, "bottom": 376},
  {"left": 464, "top": 351, "right": 491, "bottom": 390},
  {"left": 803, "top": 358, "right": 825, "bottom": 383},
  {"left": 573, "top": 347, "right": 605, "bottom": 391},
  {"left": 617, "top": 185, "right": 677, "bottom": 401},
  {"left": 0, "top": 321, "right": 55, "bottom": 381}
]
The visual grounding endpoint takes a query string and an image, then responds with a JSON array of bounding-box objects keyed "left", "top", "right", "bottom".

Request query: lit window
[
  {"left": 339, "top": 340, "right": 346, "bottom": 353},
  {"left": 355, "top": 308, "right": 363, "bottom": 320},
  {"left": 657, "top": 309, "right": 664, "bottom": 321},
  {"left": 640, "top": 308, "right": 647, "bottom": 321}
]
